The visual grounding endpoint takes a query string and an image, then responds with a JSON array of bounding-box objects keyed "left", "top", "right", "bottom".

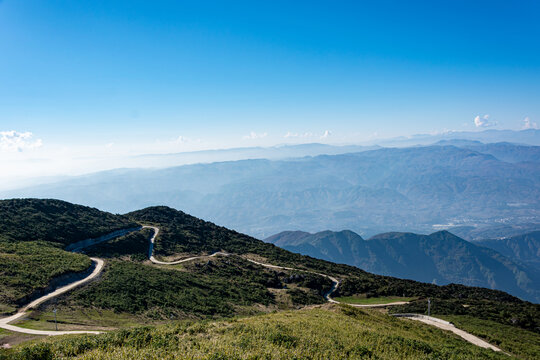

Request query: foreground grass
[
  {"left": 12, "top": 309, "right": 144, "bottom": 332},
  {"left": 1, "top": 305, "right": 509, "bottom": 360},
  {"left": 440, "top": 315, "right": 540, "bottom": 360},
  {"left": 334, "top": 296, "right": 416, "bottom": 305}
]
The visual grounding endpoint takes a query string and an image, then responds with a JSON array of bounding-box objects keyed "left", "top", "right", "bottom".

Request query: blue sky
[{"left": 0, "top": 0, "right": 539, "bottom": 179}]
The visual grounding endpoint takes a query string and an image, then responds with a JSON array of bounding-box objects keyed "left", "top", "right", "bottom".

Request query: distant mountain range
[
  {"left": 373, "top": 128, "right": 540, "bottom": 147},
  {"left": 265, "top": 229, "right": 540, "bottom": 303},
  {"left": 473, "top": 231, "right": 540, "bottom": 270},
  {"left": 3, "top": 141, "right": 539, "bottom": 239},
  {"left": 433, "top": 140, "right": 540, "bottom": 163}
]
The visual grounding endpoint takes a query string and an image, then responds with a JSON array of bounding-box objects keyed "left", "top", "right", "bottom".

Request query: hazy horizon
[{"left": 1, "top": 1, "right": 539, "bottom": 185}]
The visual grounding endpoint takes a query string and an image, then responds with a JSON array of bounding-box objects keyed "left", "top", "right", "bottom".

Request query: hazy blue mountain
[
  {"left": 2, "top": 144, "right": 539, "bottom": 239},
  {"left": 266, "top": 229, "right": 540, "bottom": 303},
  {"left": 474, "top": 231, "right": 540, "bottom": 271},
  {"left": 129, "top": 143, "right": 379, "bottom": 168},
  {"left": 374, "top": 129, "right": 540, "bottom": 147},
  {"left": 434, "top": 140, "right": 540, "bottom": 163},
  {"left": 449, "top": 223, "right": 540, "bottom": 241}
]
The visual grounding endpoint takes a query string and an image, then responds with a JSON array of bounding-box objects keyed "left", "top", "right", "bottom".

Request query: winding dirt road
[
  {"left": 0, "top": 225, "right": 505, "bottom": 353},
  {"left": 0, "top": 258, "right": 104, "bottom": 335},
  {"left": 145, "top": 226, "right": 230, "bottom": 265}
]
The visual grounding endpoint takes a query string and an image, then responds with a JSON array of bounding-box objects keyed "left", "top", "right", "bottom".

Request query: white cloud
[
  {"left": 242, "top": 131, "right": 268, "bottom": 140},
  {"left": 174, "top": 135, "right": 201, "bottom": 144},
  {"left": 284, "top": 130, "right": 332, "bottom": 139},
  {"left": 522, "top": 117, "right": 538, "bottom": 130},
  {"left": 474, "top": 114, "right": 497, "bottom": 128},
  {"left": 0, "top": 130, "right": 43, "bottom": 152},
  {"left": 283, "top": 131, "right": 314, "bottom": 138},
  {"left": 175, "top": 136, "right": 188, "bottom": 144}
]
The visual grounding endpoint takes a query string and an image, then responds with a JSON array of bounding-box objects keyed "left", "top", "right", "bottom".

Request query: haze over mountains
[
  {"left": 372, "top": 129, "right": 540, "bottom": 147},
  {"left": 473, "top": 231, "right": 540, "bottom": 270},
  {"left": 265, "top": 229, "right": 540, "bottom": 303},
  {"left": 3, "top": 131, "right": 539, "bottom": 240}
]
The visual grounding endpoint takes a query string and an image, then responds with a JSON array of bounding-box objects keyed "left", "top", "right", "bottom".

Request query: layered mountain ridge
[{"left": 266, "top": 229, "right": 540, "bottom": 303}]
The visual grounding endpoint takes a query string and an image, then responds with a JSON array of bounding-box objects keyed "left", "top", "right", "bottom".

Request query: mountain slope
[
  {"left": 1, "top": 199, "right": 538, "bottom": 337},
  {"left": 0, "top": 198, "right": 138, "bottom": 246},
  {"left": 266, "top": 230, "right": 540, "bottom": 303},
  {"left": 0, "top": 199, "right": 139, "bottom": 312},
  {"left": 435, "top": 141, "right": 540, "bottom": 163},
  {"left": 474, "top": 231, "right": 540, "bottom": 270},
  {"left": 449, "top": 223, "right": 540, "bottom": 241}
]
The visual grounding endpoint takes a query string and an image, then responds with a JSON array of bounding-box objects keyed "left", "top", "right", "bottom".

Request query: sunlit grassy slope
[{"left": 0, "top": 305, "right": 511, "bottom": 360}]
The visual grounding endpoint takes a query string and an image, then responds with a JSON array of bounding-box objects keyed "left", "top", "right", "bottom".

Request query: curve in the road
[
  {"left": 0, "top": 225, "right": 505, "bottom": 353},
  {"left": 0, "top": 227, "right": 142, "bottom": 336},
  {"left": 0, "top": 257, "right": 105, "bottom": 335}
]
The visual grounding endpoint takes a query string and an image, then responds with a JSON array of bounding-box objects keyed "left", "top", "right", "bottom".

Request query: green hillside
[
  {"left": 52, "top": 256, "right": 330, "bottom": 320},
  {"left": 0, "top": 199, "right": 138, "bottom": 314},
  {"left": 83, "top": 228, "right": 153, "bottom": 261},
  {"left": 0, "top": 239, "right": 91, "bottom": 315},
  {"left": 1, "top": 199, "right": 539, "bottom": 356},
  {"left": 0, "top": 306, "right": 513, "bottom": 360},
  {"left": 0, "top": 199, "right": 138, "bottom": 246}
]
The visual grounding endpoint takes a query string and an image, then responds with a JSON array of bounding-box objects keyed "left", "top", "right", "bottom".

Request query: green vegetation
[
  {"left": 0, "top": 199, "right": 137, "bottom": 246},
  {"left": 0, "top": 306, "right": 509, "bottom": 360},
  {"left": 0, "top": 239, "right": 91, "bottom": 313},
  {"left": 334, "top": 295, "right": 415, "bottom": 305},
  {"left": 63, "top": 259, "right": 271, "bottom": 318},
  {"left": 52, "top": 257, "right": 328, "bottom": 320},
  {"left": 84, "top": 228, "right": 153, "bottom": 261},
  {"left": 440, "top": 315, "right": 540, "bottom": 360}
]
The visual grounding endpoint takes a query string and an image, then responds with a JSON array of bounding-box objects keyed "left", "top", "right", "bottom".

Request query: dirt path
[
  {"left": 144, "top": 225, "right": 230, "bottom": 265},
  {"left": 0, "top": 227, "right": 142, "bottom": 336},
  {"left": 393, "top": 314, "right": 502, "bottom": 352},
  {"left": 0, "top": 258, "right": 104, "bottom": 335}
]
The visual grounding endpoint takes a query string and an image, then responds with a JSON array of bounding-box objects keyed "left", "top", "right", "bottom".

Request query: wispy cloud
[
  {"left": 474, "top": 114, "right": 497, "bottom": 128},
  {"left": 0, "top": 130, "right": 43, "bottom": 152},
  {"left": 284, "top": 131, "right": 313, "bottom": 138},
  {"left": 522, "top": 117, "right": 538, "bottom": 130},
  {"left": 284, "top": 130, "right": 332, "bottom": 139},
  {"left": 173, "top": 135, "right": 202, "bottom": 144},
  {"left": 242, "top": 131, "right": 268, "bottom": 140}
]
